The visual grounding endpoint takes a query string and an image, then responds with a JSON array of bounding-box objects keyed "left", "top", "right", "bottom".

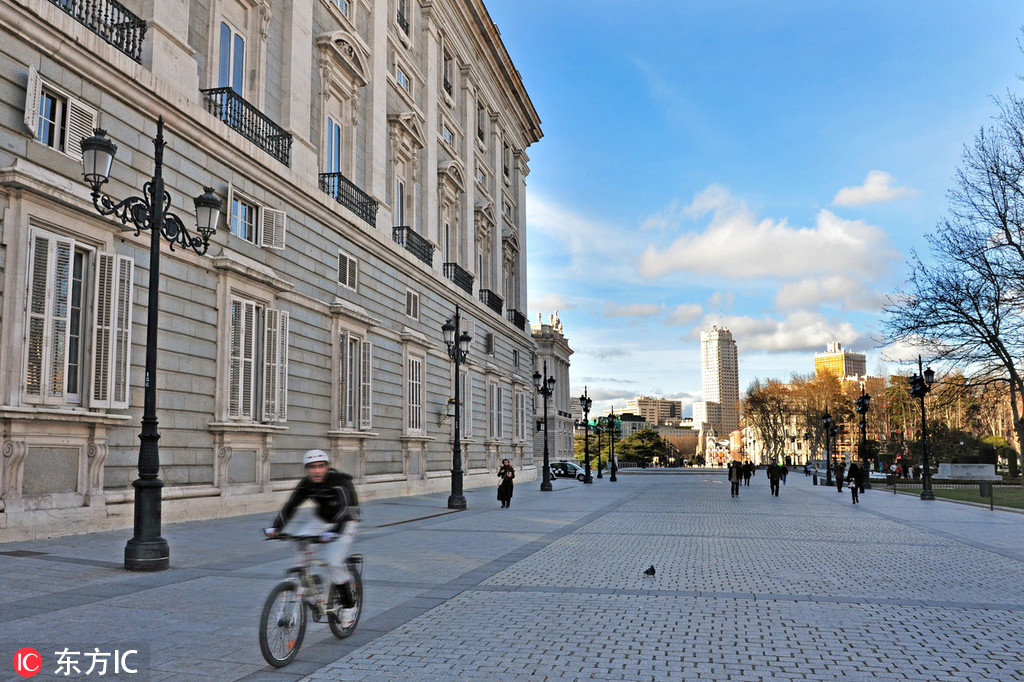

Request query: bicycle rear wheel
[
  {"left": 259, "top": 581, "right": 307, "bottom": 667},
  {"left": 328, "top": 570, "right": 362, "bottom": 639}
]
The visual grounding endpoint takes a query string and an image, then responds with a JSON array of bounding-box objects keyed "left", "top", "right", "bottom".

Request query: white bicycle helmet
[{"left": 302, "top": 449, "right": 330, "bottom": 466}]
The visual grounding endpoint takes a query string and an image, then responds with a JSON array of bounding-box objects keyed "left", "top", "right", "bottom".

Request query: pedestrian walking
[
  {"left": 497, "top": 458, "right": 515, "bottom": 508},
  {"left": 743, "top": 461, "right": 753, "bottom": 486},
  {"left": 781, "top": 464, "right": 788, "bottom": 484},
  {"left": 847, "top": 461, "right": 861, "bottom": 504},
  {"left": 728, "top": 460, "right": 741, "bottom": 497},
  {"left": 767, "top": 462, "right": 781, "bottom": 497},
  {"left": 835, "top": 461, "right": 845, "bottom": 492}
]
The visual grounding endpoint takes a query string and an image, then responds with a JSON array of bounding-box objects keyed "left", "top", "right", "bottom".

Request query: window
[
  {"left": 340, "top": 331, "right": 372, "bottom": 429},
  {"left": 226, "top": 184, "right": 287, "bottom": 250},
  {"left": 395, "top": 66, "right": 411, "bottom": 93},
  {"left": 475, "top": 168, "right": 486, "bottom": 186},
  {"left": 483, "top": 332, "right": 494, "bottom": 355},
  {"left": 24, "top": 66, "right": 96, "bottom": 161},
  {"left": 25, "top": 229, "right": 133, "bottom": 409},
  {"left": 442, "top": 52, "right": 453, "bottom": 96},
  {"left": 338, "top": 251, "right": 357, "bottom": 290},
  {"left": 333, "top": 0, "right": 350, "bottom": 16},
  {"left": 476, "top": 104, "right": 486, "bottom": 142},
  {"left": 514, "top": 389, "right": 526, "bottom": 441},
  {"left": 502, "top": 142, "right": 511, "bottom": 178},
  {"left": 442, "top": 125, "right": 454, "bottom": 147},
  {"left": 488, "top": 381, "right": 503, "bottom": 439},
  {"left": 326, "top": 116, "right": 343, "bottom": 174},
  {"left": 395, "top": 178, "right": 406, "bottom": 226},
  {"left": 228, "top": 297, "right": 289, "bottom": 422},
  {"left": 407, "top": 355, "right": 423, "bottom": 432},
  {"left": 405, "top": 290, "right": 419, "bottom": 319},
  {"left": 218, "top": 21, "right": 246, "bottom": 95},
  {"left": 396, "top": 0, "right": 410, "bottom": 34},
  {"left": 512, "top": 349, "right": 519, "bottom": 368}
]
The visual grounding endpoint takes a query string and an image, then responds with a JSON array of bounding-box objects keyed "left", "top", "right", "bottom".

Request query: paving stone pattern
[{"left": 3, "top": 471, "right": 1024, "bottom": 681}]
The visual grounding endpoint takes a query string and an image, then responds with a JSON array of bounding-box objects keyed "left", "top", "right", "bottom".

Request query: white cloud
[
  {"left": 529, "top": 293, "right": 574, "bottom": 314},
  {"left": 707, "top": 291, "right": 736, "bottom": 311},
  {"left": 832, "top": 170, "right": 919, "bottom": 207},
  {"left": 775, "top": 275, "right": 890, "bottom": 311},
  {"left": 667, "top": 303, "right": 703, "bottom": 326},
  {"left": 637, "top": 188, "right": 898, "bottom": 282},
  {"left": 703, "top": 311, "right": 868, "bottom": 352},
  {"left": 604, "top": 302, "right": 663, "bottom": 318}
]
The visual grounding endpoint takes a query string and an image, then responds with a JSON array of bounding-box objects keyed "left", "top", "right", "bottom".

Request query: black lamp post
[
  {"left": 822, "top": 411, "right": 834, "bottom": 487},
  {"left": 579, "top": 389, "right": 593, "bottom": 484},
  {"left": 533, "top": 362, "right": 556, "bottom": 492},
  {"left": 856, "top": 387, "right": 872, "bottom": 489},
  {"left": 607, "top": 410, "right": 618, "bottom": 482},
  {"left": 80, "top": 117, "right": 221, "bottom": 572},
  {"left": 442, "top": 307, "right": 472, "bottom": 509},
  {"left": 595, "top": 421, "right": 603, "bottom": 478},
  {"left": 909, "top": 356, "right": 936, "bottom": 500}
]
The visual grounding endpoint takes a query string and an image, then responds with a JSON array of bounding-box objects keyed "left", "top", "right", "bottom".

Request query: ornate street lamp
[
  {"left": 579, "top": 389, "right": 593, "bottom": 484},
  {"left": 80, "top": 118, "right": 221, "bottom": 571},
  {"left": 909, "top": 356, "right": 936, "bottom": 500},
  {"left": 533, "top": 362, "right": 556, "bottom": 492},
  {"left": 442, "top": 306, "right": 472, "bottom": 510},
  {"left": 856, "top": 387, "right": 872, "bottom": 489},
  {"left": 594, "top": 420, "right": 603, "bottom": 478},
  {"left": 607, "top": 409, "right": 618, "bottom": 482},
  {"left": 822, "top": 411, "right": 834, "bottom": 487}
]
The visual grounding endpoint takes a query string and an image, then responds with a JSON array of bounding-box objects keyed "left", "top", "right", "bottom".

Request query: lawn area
[{"left": 890, "top": 483, "right": 1024, "bottom": 509}]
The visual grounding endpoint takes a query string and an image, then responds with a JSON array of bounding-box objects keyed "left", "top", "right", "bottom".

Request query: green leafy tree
[{"left": 617, "top": 429, "right": 665, "bottom": 465}]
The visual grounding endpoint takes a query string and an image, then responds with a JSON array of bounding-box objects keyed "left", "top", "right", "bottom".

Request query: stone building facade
[
  {"left": 0, "top": 0, "right": 542, "bottom": 538},
  {"left": 531, "top": 312, "right": 573, "bottom": 464}
]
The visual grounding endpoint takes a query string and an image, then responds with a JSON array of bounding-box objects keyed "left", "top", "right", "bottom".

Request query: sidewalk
[{"left": 4, "top": 470, "right": 1024, "bottom": 681}]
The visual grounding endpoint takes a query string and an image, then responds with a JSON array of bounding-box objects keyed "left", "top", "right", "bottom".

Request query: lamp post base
[
  {"left": 541, "top": 481, "right": 552, "bottom": 491},
  {"left": 447, "top": 494, "right": 467, "bottom": 510},
  {"left": 920, "top": 490, "right": 935, "bottom": 501},
  {"left": 583, "top": 475, "right": 593, "bottom": 484},
  {"left": 124, "top": 477, "right": 169, "bottom": 571}
]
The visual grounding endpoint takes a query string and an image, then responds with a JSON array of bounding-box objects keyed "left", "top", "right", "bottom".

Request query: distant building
[
  {"left": 656, "top": 424, "right": 699, "bottom": 459},
  {"left": 625, "top": 396, "right": 683, "bottom": 425},
  {"left": 532, "top": 312, "right": 574, "bottom": 462},
  {"left": 695, "top": 326, "right": 740, "bottom": 436},
  {"left": 815, "top": 342, "right": 867, "bottom": 379},
  {"left": 617, "top": 413, "right": 649, "bottom": 438}
]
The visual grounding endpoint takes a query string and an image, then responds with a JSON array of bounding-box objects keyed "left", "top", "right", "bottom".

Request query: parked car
[{"left": 551, "top": 460, "right": 587, "bottom": 481}]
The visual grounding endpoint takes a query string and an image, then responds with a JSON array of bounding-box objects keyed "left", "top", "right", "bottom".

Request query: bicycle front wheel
[
  {"left": 328, "top": 571, "right": 362, "bottom": 639},
  {"left": 259, "top": 581, "right": 307, "bottom": 667}
]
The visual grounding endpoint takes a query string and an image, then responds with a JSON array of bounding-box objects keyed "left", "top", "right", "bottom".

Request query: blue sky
[{"left": 486, "top": 1, "right": 1024, "bottom": 416}]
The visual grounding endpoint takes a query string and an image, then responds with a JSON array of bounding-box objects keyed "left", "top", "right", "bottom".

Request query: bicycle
[{"left": 258, "top": 532, "right": 363, "bottom": 667}]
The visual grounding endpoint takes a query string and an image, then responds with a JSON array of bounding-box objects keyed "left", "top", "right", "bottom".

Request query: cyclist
[{"left": 266, "top": 449, "right": 359, "bottom": 612}]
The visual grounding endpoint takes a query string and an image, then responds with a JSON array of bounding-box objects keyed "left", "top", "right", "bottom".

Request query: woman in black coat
[{"left": 497, "top": 459, "right": 515, "bottom": 508}]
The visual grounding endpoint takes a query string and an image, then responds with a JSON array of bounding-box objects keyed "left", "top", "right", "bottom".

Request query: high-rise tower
[{"left": 696, "top": 326, "right": 740, "bottom": 436}]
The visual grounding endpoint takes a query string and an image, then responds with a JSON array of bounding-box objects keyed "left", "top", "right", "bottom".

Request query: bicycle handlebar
[{"left": 264, "top": 530, "right": 331, "bottom": 543}]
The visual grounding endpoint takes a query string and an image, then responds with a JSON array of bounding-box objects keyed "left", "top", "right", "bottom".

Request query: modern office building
[
  {"left": 532, "top": 312, "right": 574, "bottom": 463},
  {"left": 0, "top": 0, "right": 541, "bottom": 538},
  {"left": 695, "top": 326, "right": 740, "bottom": 437},
  {"left": 815, "top": 342, "right": 867, "bottom": 379},
  {"left": 625, "top": 395, "right": 682, "bottom": 426}
]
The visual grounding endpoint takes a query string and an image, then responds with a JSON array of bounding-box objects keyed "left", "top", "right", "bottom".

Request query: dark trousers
[
  {"left": 851, "top": 486, "right": 859, "bottom": 504},
  {"left": 770, "top": 480, "right": 779, "bottom": 496},
  {"left": 731, "top": 481, "right": 740, "bottom": 496}
]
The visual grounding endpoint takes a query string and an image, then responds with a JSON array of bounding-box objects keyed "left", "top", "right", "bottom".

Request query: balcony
[
  {"left": 392, "top": 226, "right": 433, "bottom": 267},
  {"left": 200, "top": 87, "right": 292, "bottom": 166},
  {"left": 320, "top": 172, "right": 379, "bottom": 227},
  {"left": 507, "top": 309, "right": 527, "bottom": 331},
  {"left": 50, "top": 0, "right": 147, "bottom": 63},
  {"left": 443, "top": 78, "right": 452, "bottom": 96},
  {"left": 443, "top": 262, "right": 474, "bottom": 295},
  {"left": 478, "top": 289, "right": 503, "bottom": 315},
  {"left": 397, "top": 9, "right": 409, "bottom": 34}
]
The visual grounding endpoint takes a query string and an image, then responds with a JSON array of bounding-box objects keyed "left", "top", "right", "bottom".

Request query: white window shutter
[
  {"left": 263, "top": 307, "right": 280, "bottom": 421},
  {"left": 111, "top": 255, "right": 134, "bottom": 409},
  {"left": 90, "top": 253, "right": 115, "bottom": 408},
  {"left": 339, "top": 331, "right": 349, "bottom": 427},
  {"left": 25, "top": 231, "right": 56, "bottom": 400},
  {"left": 64, "top": 96, "right": 96, "bottom": 161},
  {"left": 45, "top": 236, "right": 74, "bottom": 403},
  {"left": 229, "top": 298, "right": 256, "bottom": 419},
  {"left": 277, "top": 310, "right": 289, "bottom": 422},
  {"left": 261, "top": 207, "right": 286, "bottom": 250},
  {"left": 359, "top": 339, "right": 372, "bottom": 429},
  {"left": 24, "top": 65, "right": 41, "bottom": 138}
]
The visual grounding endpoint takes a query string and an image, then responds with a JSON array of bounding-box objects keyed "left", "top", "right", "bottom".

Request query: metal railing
[
  {"left": 320, "top": 172, "right": 379, "bottom": 227},
  {"left": 443, "top": 262, "right": 474, "bottom": 295},
  {"left": 507, "top": 309, "right": 527, "bottom": 331},
  {"left": 478, "top": 289, "right": 503, "bottom": 315},
  {"left": 443, "top": 78, "right": 452, "bottom": 96},
  {"left": 50, "top": 0, "right": 147, "bottom": 62},
  {"left": 200, "top": 88, "right": 292, "bottom": 166},
  {"left": 392, "top": 226, "right": 433, "bottom": 266},
  {"left": 397, "top": 9, "right": 409, "bottom": 34}
]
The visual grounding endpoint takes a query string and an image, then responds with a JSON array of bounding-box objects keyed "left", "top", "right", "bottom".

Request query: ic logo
[{"left": 13, "top": 648, "right": 41, "bottom": 677}]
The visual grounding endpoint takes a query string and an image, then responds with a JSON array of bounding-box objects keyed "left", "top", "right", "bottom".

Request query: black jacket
[{"left": 272, "top": 469, "right": 359, "bottom": 533}]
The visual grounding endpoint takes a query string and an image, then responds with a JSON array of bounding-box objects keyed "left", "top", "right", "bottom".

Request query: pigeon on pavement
[{"left": 644, "top": 565, "right": 656, "bottom": 577}]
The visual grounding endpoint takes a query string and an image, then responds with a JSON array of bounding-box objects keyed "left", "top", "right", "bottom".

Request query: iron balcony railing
[
  {"left": 392, "top": 226, "right": 433, "bottom": 266},
  {"left": 479, "top": 289, "right": 503, "bottom": 315},
  {"left": 507, "top": 309, "right": 527, "bottom": 331},
  {"left": 320, "top": 172, "right": 379, "bottom": 227},
  {"left": 397, "top": 9, "right": 409, "bottom": 34},
  {"left": 50, "top": 0, "right": 147, "bottom": 62},
  {"left": 443, "top": 78, "right": 453, "bottom": 96},
  {"left": 443, "top": 262, "right": 474, "bottom": 295},
  {"left": 200, "top": 87, "right": 293, "bottom": 166}
]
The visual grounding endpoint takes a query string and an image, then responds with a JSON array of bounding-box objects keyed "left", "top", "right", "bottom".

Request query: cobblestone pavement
[{"left": 4, "top": 470, "right": 1024, "bottom": 681}]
